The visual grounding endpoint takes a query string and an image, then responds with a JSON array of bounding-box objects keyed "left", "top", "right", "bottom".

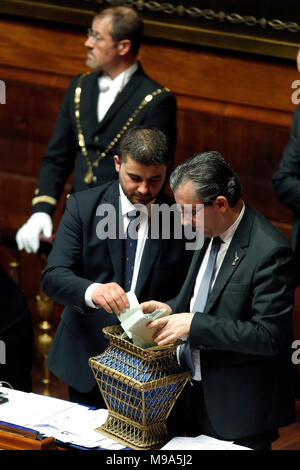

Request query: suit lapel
[
  {"left": 205, "top": 205, "right": 254, "bottom": 313},
  {"left": 102, "top": 182, "right": 124, "bottom": 284},
  {"left": 204, "top": 241, "right": 246, "bottom": 313},
  {"left": 134, "top": 235, "right": 161, "bottom": 298},
  {"left": 80, "top": 72, "right": 100, "bottom": 133},
  {"left": 134, "top": 192, "right": 168, "bottom": 297}
]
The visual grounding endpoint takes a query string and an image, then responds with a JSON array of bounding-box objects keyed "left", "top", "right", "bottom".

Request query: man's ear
[
  {"left": 117, "top": 39, "right": 131, "bottom": 56},
  {"left": 114, "top": 155, "right": 121, "bottom": 172},
  {"left": 215, "top": 196, "right": 229, "bottom": 212}
]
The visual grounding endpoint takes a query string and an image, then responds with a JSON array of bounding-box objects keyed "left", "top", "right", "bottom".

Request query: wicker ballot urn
[{"left": 89, "top": 325, "right": 190, "bottom": 450}]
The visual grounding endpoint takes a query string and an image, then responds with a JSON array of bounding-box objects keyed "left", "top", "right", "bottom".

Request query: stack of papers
[
  {"left": 0, "top": 386, "right": 125, "bottom": 449},
  {"left": 119, "top": 292, "right": 169, "bottom": 348},
  {"left": 161, "top": 434, "right": 250, "bottom": 450}
]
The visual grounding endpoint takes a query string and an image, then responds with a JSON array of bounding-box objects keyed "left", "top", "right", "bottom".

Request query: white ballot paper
[
  {"left": 118, "top": 292, "right": 169, "bottom": 348},
  {"left": 161, "top": 434, "right": 251, "bottom": 450}
]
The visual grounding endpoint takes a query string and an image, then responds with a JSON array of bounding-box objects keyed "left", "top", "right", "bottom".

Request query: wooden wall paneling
[
  {"left": 0, "top": 82, "right": 61, "bottom": 174},
  {"left": 139, "top": 40, "right": 299, "bottom": 112},
  {"left": 175, "top": 104, "right": 293, "bottom": 222},
  {"left": 0, "top": 17, "right": 86, "bottom": 77}
]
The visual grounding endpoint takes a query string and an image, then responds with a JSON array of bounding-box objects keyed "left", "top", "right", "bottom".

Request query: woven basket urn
[{"left": 89, "top": 325, "right": 190, "bottom": 450}]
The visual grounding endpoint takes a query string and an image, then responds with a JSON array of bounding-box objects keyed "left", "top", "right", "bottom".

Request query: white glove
[{"left": 16, "top": 212, "right": 53, "bottom": 253}]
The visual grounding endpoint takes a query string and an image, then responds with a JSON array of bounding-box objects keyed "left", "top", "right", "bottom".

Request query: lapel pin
[{"left": 232, "top": 251, "right": 239, "bottom": 266}]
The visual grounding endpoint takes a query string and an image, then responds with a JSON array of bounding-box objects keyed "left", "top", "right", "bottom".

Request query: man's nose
[
  {"left": 138, "top": 182, "right": 150, "bottom": 194},
  {"left": 181, "top": 212, "right": 191, "bottom": 226},
  {"left": 85, "top": 36, "right": 94, "bottom": 48}
]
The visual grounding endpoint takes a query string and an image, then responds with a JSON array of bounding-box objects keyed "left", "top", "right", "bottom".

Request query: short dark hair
[
  {"left": 96, "top": 6, "right": 143, "bottom": 55},
  {"left": 170, "top": 151, "right": 242, "bottom": 207},
  {"left": 119, "top": 127, "right": 170, "bottom": 166}
]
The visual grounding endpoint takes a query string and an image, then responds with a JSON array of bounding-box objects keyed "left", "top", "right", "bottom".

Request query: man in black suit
[
  {"left": 272, "top": 48, "right": 300, "bottom": 283},
  {"left": 0, "top": 266, "right": 34, "bottom": 392},
  {"left": 16, "top": 5, "right": 176, "bottom": 253},
  {"left": 41, "top": 127, "right": 191, "bottom": 408},
  {"left": 143, "top": 151, "right": 297, "bottom": 450}
]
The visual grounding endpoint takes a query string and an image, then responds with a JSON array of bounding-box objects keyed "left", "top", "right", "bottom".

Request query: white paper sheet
[
  {"left": 161, "top": 434, "right": 250, "bottom": 450},
  {"left": 0, "top": 387, "right": 126, "bottom": 449}
]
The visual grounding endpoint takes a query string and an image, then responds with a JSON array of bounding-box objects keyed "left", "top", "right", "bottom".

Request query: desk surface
[
  {"left": 0, "top": 386, "right": 124, "bottom": 450},
  {"left": 0, "top": 386, "right": 249, "bottom": 450}
]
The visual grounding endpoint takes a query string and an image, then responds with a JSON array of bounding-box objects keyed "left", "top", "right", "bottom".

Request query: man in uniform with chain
[{"left": 16, "top": 5, "right": 176, "bottom": 253}]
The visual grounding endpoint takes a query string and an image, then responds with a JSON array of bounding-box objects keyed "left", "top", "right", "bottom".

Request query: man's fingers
[
  {"left": 140, "top": 301, "right": 158, "bottom": 314},
  {"left": 98, "top": 297, "right": 114, "bottom": 314},
  {"left": 103, "top": 292, "right": 127, "bottom": 314},
  {"left": 93, "top": 283, "right": 129, "bottom": 314},
  {"left": 147, "top": 317, "right": 167, "bottom": 329},
  {"left": 153, "top": 327, "right": 176, "bottom": 345}
]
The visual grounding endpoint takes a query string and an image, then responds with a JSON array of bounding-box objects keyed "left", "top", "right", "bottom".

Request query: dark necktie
[
  {"left": 178, "top": 237, "right": 222, "bottom": 376},
  {"left": 124, "top": 211, "right": 139, "bottom": 290}
]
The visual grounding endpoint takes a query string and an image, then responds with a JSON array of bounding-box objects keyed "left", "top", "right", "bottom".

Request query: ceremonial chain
[{"left": 74, "top": 73, "right": 170, "bottom": 185}]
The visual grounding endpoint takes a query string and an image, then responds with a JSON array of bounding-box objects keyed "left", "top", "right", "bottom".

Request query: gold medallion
[{"left": 84, "top": 169, "right": 93, "bottom": 184}]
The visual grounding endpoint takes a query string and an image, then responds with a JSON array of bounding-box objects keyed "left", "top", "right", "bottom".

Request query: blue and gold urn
[{"left": 89, "top": 325, "right": 190, "bottom": 450}]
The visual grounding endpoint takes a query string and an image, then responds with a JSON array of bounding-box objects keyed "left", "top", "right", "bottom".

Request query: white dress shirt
[
  {"left": 85, "top": 184, "right": 149, "bottom": 308},
  {"left": 191, "top": 202, "right": 245, "bottom": 380},
  {"left": 97, "top": 62, "right": 138, "bottom": 122}
]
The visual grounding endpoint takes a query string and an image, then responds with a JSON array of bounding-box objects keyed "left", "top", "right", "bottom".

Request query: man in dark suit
[
  {"left": 143, "top": 151, "right": 297, "bottom": 450},
  {"left": 16, "top": 5, "right": 176, "bottom": 253},
  {"left": 41, "top": 127, "right": 191, "bottom": 408},
  {"left": 0, "top": 266, "right": 34, "bottom": 392},
  {"left": 272, "top": 48, "right": 300, "bottom": 283}
]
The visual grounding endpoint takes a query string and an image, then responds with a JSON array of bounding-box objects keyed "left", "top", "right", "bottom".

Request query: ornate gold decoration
[
  {"left": 74, "top": 73, "right": 170, "bottom": 185},
  {"left": 104, "top": 0, "right": 300, "bottom": 33},
  {"left": 8, "top": 258, "right": 20, "bottom": 285},
  {"left": 232, "top": 251, "right": 239, "bottom": 266},
  {"left": 36, "top": 253, "right": 54, "bottom": 396}
]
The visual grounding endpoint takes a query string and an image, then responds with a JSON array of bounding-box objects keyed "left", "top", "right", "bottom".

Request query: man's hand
[
  {"left": 16, "top": 212, "right": 53, "bottom": 253},
  {"left": 140, "top": 300, "right": 172, "bottom": 316},
  {"left": 147, "top": 313, "right": 194, "bottom": 346},
  {"left": 92, "top": 283, "right": 129, "bottom": 314}
]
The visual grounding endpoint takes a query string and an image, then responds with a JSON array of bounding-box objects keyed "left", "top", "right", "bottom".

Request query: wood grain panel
[
  {"left": 0, "top": 17, "right": 298, "bottom": 112},
  {"left": 0, "top": 17, "right": 86, "bottom": 77},
  {"left": 140, "top": 41, "right": 299, "bottom": 113},
  {"left": 0, "top": 78, "right": 64, "bottom": 177}
]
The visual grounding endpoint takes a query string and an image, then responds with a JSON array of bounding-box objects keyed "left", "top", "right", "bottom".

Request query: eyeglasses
[
  {"left": 87, "top": 28, "right": 102, "bottom": 44},
  {"left": 177, "top": 202, "right": 211, "bottom": 219}
]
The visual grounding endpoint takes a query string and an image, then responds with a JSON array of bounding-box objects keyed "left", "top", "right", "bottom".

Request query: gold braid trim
[
  {"left": 74, "top": 73, "right": 171, "bottom": 184},
  {"left": 32, "top": 195, "right": 57, "bottom": 206}
]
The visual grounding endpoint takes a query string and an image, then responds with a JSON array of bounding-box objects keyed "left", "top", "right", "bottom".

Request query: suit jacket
[
  {"left": 171, "top": 204, "right": 297, "bottom": 440},
  {"left": 0, "top": 266, "right": 31, "bottom": 334},
  {"left": 272, "top": 104, "right": 300, "bottom": 280},
  {"left": 42, "top": 181, "right": 192, "bottom": 392},
  {"left": 33, "top": 63, "right": 177, "bottom": 215},
  {"left": 0, "top": 267, "right": 34, "bottom": 392}
]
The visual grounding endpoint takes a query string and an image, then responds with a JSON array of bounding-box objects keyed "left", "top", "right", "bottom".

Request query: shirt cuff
[{"left": 85, "top": 283, "right": 101, "bottom": 308}]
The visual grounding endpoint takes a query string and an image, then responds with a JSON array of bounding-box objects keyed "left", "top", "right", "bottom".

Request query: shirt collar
[
  {"left": 98, "top": 62, "right": 138, "bottom": 92},
  {"left": 219, "top": 201, "right": 245, "bottom": 245},
  {"left": 119, "top": 184, "right": 149, "bottom": 218}
]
